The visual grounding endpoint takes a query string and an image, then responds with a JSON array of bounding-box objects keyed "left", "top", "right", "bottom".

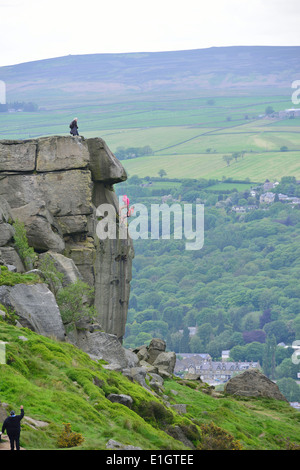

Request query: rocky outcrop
[
  {"left": 0, "top": 283, "right": 65, "bottom": 341},
  {"left": 69, "top": 330, "right": 139, "bottom": 369},
  {"left": 224, "top": 369, "right": 289, "bottom": 402},
  {"left": 106, "top": 439, "right": 142, "bottom": 450},
  {"left": 133, "top": 338, "right": 176, "bottom": 378},
  {"left": 0, "top": 136, "right": 133, "bottom": 342},
  {"left": 11, "top": 200, "right": 65, "bottom": 253},
  {"left": 107, "top": 394, "right": 133, "bottom": 408}
]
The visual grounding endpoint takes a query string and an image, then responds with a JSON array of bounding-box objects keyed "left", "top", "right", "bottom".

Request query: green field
[
  {"left": 1, "top": 92, "right": 300, "bottom": 182},
  {"left": 122, "top": 150, "right": 300, "bottom": 181}
]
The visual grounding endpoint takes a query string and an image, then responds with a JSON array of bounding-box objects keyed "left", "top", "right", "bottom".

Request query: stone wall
[{"left": 0, "top": 135, "right": 133, "bottom": 341}]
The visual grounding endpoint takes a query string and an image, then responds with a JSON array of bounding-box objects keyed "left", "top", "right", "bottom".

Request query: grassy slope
[
  {"left": 0, "top": 322, "right": 187, "bottom": 451},
  {"left": 0, "top": 321, "right": 299, "bottom": 450}
]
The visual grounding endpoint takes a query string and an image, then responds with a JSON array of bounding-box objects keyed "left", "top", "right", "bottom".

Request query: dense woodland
[{"left": 116, "top": 176, "right": 300, "bottom": 400}]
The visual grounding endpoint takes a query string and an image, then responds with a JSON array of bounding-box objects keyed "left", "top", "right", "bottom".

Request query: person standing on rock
[
  {"left": 69, "top": 117, "right": 79, "bottom": 136},
  {"left": 1, "top": 405, "right": 24, "bottom": 450}
]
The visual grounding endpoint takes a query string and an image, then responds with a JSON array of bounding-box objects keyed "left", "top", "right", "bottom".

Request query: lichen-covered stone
[
  {"left": 87, "top": 137, "right": 127, "bottom": 183},
  {"left": 0, "top": 140, "right": 36, "bottom": 172},
  {"left": 0, "top": 283, "right": 66, "bottom": 341},
  {"left": 224, "top": 369, "right": 289, "bottom": 401},
  {"left": 36, "top": 135, "right": 89, "bottom": 172},
  {"left": 11, "top": 200, "right": 65, "bottom": 253}
]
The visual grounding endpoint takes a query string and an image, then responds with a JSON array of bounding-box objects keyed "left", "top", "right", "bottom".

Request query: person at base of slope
[
  {"left": 69, "top": 117, "right": 79, "bottom": 136},
  {"left": 1, "top": 405, "right": 24, "bottom": 451}
]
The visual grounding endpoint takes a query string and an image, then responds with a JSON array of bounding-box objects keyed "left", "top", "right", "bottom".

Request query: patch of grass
[{"left": 0, "top": 266, "right": 40, "bottom": 287}]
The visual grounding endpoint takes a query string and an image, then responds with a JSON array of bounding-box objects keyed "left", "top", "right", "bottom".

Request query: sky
[{"left": 0, "top": 0, "right": 299, "bottom": 67}]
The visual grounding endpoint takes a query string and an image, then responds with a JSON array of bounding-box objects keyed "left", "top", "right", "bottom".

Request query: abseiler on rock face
[{"left": 0, "top": 135, "right": 133, "bottom": 341}]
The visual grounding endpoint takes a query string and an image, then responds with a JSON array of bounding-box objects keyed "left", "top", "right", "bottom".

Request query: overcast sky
[{"left": 0, "top": 0, "right": 299, "bottom": 67}]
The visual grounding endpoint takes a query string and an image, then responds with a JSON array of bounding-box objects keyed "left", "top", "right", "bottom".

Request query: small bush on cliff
[
  {"left": 56, "top": 280, "right": 95, "bottom": 327},
  {"left": 12, "top": 220, "right": 37, "bottom": 269},
  {"left": 38, "top": 253, "right": 64, "bottom": 296},
  {"left": 0, "top": 302, "right": 18, "bottom": 325},
  {"left": 197, "top": 422, "right": 243, "bottom": 450},
  {"left": 57, "top": 423, "right": 84, "bottom": 448}
]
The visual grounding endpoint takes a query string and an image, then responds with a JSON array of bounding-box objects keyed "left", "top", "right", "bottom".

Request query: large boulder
[
  {"left": 107, "top": 394, "right": 133, "bottom": 408},
  {"left": 0, "top": 223, "right": 14, "bottom": 247},
  {"left": 11, "top": 200, "right": 65, "bottom": 253},
  {"left": 68, "top": 330, "right": 138, "bottom": 369},
  {"left": 0, "top": 196, "right": 14, "bottom": 247},
  {"left": 0, "top": 247, "right": 25, "bottom": 272},
  {"left": 0, "top": 283, "right": 66, "bottom": 341},
  {"left": 87, "top": 138, "right": 127, "bottom": 183},
  {"left": 0, "top": 140, "right": 36, "bottom": 172},
  {"left": 147, "top": 338, "right": 166, "bottom": 364},
  {"left": 64, "top": 239, "right": 96, "bottom": 288},
  {"left": 38, "top": 251, "right": 82, "bottom": 287},
  {"left": 224, "top": 369, "right": 289, "bottom": 402},
  {"left": 0, "top": 170, "right": 93, "bottom": 217},
  {"left": 0, "top": 196, "right": 13, "bottom": 223},
  {"left": 36, "top": 135, "right": 90, "bottom": 172},
  {"left": 153, "top": 351, "right": 176, "bottom": 376}
]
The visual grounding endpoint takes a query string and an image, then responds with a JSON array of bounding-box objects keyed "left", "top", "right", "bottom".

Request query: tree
[
  {"left": 180, "top": 327, "right": 190, "bottom": 353},
  {"left": 158, "top": 169, "right": 167, "bottom": 178},
  {"left": 275, "top": 357, "right": 299, "bottom": 380},
  {"left": 259, "top": 308, "right": 272, "bottom": 328},
  {"left": 262, "top": 335, "right": 277, "bottom": 379},
  {"left": 265, "top": 106, "right": 275, "bottom": 115},
  {"left": 197, "top": 323, "right": 214, "bottom": 348},
  {"left": 243, "top": 330, "right": 266, "bottom": 344},
  {"left": 277, "top": 378, "right": 300, "bottom": 401},
  {"left": 264, "top": 320, "right": 290, "bottom": 343},
  {"left": 232, "top": 152, "right": 240, "bottom": 162},
  {"left": 223, "top": 155, "right": 233, "bottom": 166}
]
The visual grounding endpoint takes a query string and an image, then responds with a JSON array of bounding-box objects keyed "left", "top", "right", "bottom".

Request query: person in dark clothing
[
  {"left": 2, "top": 405, "right": 24, "bottom": 450},
  {"left": 69, "top": 117, "right": 79, "bottom": 136}
]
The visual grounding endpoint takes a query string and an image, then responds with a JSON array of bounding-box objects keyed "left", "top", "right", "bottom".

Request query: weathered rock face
[
  {"left": 0, "top": 283, "right": 65, "bottom": 341},
  {"left": 0, "top": 136, "right": 133, "bottom": 341},
  {"left": 224, "top": 369, "right": 289, "bottom": 402}
]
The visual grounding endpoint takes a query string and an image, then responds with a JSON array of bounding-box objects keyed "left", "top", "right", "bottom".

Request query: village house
[
  {"left": 260, "top": 192, "right": 276, "bottom": 204},
  {"left": 231, "top": 205, "right": 258, "bottom": 213},
  {"left": 175, "top": 353, "right": 260, "bottom": 385},
  {"left": 263, "top": 180, "right": 279, "bottom": 192},
  {"left": 278, "top": 109, "right": 300, "bottom": 118}
]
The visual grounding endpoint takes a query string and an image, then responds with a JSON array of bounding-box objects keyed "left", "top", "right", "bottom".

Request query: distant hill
[{"left": 1, "top": 46, "right": 300, "bottom": 106}]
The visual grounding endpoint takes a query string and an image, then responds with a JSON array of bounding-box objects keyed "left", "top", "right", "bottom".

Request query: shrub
[
  {"left": 56, "top": 280, "right": 95, "bottom": 327},
  {"left": 38, "top": 254, "right": 64, "bottom": 296},
  {"left": 57, "top": 423, "right": 84, "bottom": 448},
  {"left": 0, "top": 302, "right": 17, "bottom": 325},
  {"left": 134, "top": 401, "right": 174, "bottom": 428},
  {"left": 197, "top": 422, "right": 243, "bottom": 450},
  {"left": 12, "top": 220, "right": 37, "bottom": 269},
  {"left": 167, "top": 423, "right": 201, "bottom": 446}
]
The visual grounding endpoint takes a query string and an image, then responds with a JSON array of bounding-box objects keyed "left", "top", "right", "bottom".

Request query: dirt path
[{"left": 0, "top": 437, "right": 25, "bottom": 450}]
